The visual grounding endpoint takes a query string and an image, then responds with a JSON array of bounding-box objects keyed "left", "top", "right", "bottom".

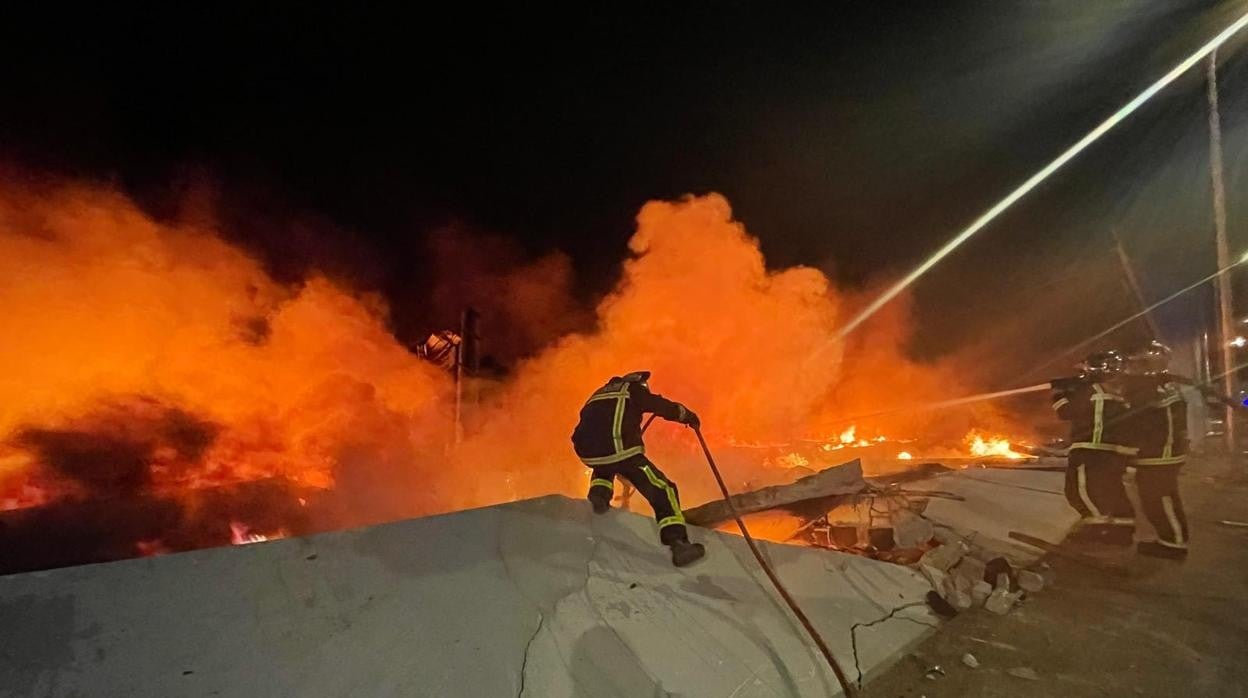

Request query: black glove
[{"left": 681, "top": 407, "right": 701, "bottom": 430}]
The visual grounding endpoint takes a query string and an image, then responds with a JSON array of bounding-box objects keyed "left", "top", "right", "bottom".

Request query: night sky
[{"left": 3, "top": 2, "right": 1247, "bottom": 382}]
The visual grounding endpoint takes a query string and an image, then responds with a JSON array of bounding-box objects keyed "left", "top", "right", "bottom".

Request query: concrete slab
[
  {"left": 905, "top": 468, "right": 1079, "bottom": 564},
  {"left": 0, "top": 495, "right": 937, "bottom": 697}
]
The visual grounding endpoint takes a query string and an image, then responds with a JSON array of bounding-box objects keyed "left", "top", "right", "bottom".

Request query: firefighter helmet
[
  {"left": 620, "top": 371, "right": 652, "bottom": 389},
  {"left": 1126, "top": 340, "right": 1171, "bottom": 375},
  {"left": 1079, "top": 350, "right": 1125, "bottom": 377}
]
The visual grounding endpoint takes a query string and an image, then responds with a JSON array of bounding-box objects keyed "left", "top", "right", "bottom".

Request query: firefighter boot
[
  {"left": 588, "top": 493, "right": 610, "bottom": 515},
  {"left": 670, "top": 539, "right": 706, "bottom": 567}
]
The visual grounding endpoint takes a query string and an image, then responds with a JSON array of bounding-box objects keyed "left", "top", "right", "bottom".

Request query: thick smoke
[{"left": 0, "top": 178, "right": 1012, "bottom": 569}]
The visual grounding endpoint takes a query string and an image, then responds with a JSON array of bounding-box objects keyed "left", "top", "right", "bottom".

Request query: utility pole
[
  {"left": 453, "top": 307, "right": 481, "bottom": 445},
  {"left": 1207, "top": 51, "right": 1237, "bottom": 452}
]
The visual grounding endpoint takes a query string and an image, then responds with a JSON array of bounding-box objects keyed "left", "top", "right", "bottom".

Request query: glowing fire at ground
[
  {"left": 229, "top": 522, "right": 288, "bottom": 545},
  {"left": 967, "top": 432, "right": 1028, "bottom": 460},
  {"left": 775, "top": 452, "right": 810, "bottom": 468}
]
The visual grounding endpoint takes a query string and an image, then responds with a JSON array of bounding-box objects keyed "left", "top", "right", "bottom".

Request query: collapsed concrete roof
[{"left": 0, "top": 495, "right": 940, "bottom": 697}]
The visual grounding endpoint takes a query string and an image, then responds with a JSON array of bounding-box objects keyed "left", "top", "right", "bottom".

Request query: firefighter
[
  {"left": 1051, "top": 351, "right": 1138, "bottom": 544},
  {"left": 571, "top": 371, "right": 705, "bottom": 567},
  {"left": 1122, "top": 341, "right": 1190, "bottom": 560}
]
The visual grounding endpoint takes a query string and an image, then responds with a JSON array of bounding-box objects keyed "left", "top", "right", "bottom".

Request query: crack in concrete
[
  {"left": 848, "top": 601, "right": 938, "bottom": 689},
  {"left": 516, "top": 611, "right": 545, "bottom": 698}
]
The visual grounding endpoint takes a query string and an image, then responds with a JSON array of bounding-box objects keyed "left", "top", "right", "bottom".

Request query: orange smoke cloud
[
  {"left": 456, "top": 194, "right": 1012, "bottom": 507},
  {"left": 0, "top": 181, "right": 453, "bottom": 521},
  {"left": 1, "top": 180, "right": 1014, "bottom": 538}
]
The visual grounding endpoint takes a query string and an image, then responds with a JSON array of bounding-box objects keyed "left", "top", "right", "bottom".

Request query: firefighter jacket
[
  {"left": 1051, "top": 380, "right": 1137, "bottom": 455},
  {"left": 1122, "top": 376, "right": 1189, "bottom": 465},
  {"left": 571, "top": 375, "right": 690, "bottom": 466}
]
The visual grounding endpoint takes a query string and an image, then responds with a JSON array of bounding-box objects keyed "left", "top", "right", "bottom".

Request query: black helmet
[
  {"left": 1127, "top": 340, "right": 1171, "bottom": 375},
  {"left": 1079, "top": 350, "right": 1125, "bottom": 378}
]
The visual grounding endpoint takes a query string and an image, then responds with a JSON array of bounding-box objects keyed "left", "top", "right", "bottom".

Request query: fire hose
[{"left": 691, "top": 426, "right": 858, "bottom": 697}]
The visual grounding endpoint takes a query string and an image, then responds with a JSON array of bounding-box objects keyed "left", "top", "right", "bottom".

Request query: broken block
[
  {"left": 948, "top": 589, "right": 974, "bottom": 611},
  {"left": 951, "top": 556, "right": 986, "bottom": 585},
  {"left": 891, "top": 510, "right": 934, "bottom": 549},
  {"left": 1017, "top": 569, "right": 1044, "bottom": 593},
  {"left": 984, "top": 588, "right": 1019, "bottom": 615},
  {"left": 918, "top": 564, "right": 948, "bottom": 593},
  {"left": 933, "top": 526, "right": 964, "bottom": 547},
  {"left": 970, "top": 580, "right": 992, "bottom": 607},
  {"left": 918, "top": 541, "right": 967, "bottom": 572}
]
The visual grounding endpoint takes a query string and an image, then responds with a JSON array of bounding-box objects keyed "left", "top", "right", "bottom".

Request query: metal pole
[
  {"left": 1207, "top": 51, "right": 1237, "bottom": 452},
  {"left": 453, "top": 341, "right": 463, "bottom": 446}
]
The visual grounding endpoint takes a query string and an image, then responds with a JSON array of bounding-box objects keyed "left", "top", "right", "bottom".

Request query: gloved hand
[{"left": 681, "top": 407, "right": 701, "bottom": 430}]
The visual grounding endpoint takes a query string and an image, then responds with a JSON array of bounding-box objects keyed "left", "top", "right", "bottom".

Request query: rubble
[
  {"left": 919, "top": 563, "right": 948, "bottom": 591},
  {"left": 919, "top": 541, "right": 968, "bottom": 572},
  {"left": 961, "top": 653, "right": 979, "bottom": 669},
  {"left": 891, "top": 509, "right": 934, "bottom": 548},
  {"left": 683, "top": 458, "right": 866, "bottom": 527},
  {"left": 970, "top": 580, "right": 993, "bottom": 606},
  {"left": 984, "top": 586, "right": 1021, "bottom": 615},
  {"left": 951, "top": 556, "right": 987, "bottom": 585}
]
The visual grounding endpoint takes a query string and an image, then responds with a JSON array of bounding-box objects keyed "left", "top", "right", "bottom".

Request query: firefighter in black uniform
[
  {"left": 1051, "top": 351, "right": 1138, "bottom": 544},
  {"left": 571, "top": 371, "right": 705, "bottom": 567},
  {"left": 1122, "top": 341, "right": 1190, "bottom": 560}
]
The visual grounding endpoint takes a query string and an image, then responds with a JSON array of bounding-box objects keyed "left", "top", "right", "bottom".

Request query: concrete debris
[
  {"left": 985, "top": 587, "right": 1021, "bottom": 615},
  {"left": 951, "top": 556, "right": 987, "bottom": 585},
  {"left": 970, "top": 580, "right": 993, "bottom": 607},
  {"left": 908, "top": 469, "right": 1080, "bottom": 564},
  {"left": 961, "top": 653, "right": 979, "bottom": 669},
  {"left": 919, "top": 541, "right": 968, "bottom": 572},
  {"left": 892, "top": 509, "right": 934, "bottom": 549},
  {"left": 919, "top": 564, "right": 948, "bottom": 593},
  {"left": 947, "top": 588, "right": 974, "bottom": 611},
  {"left": 1007, "top": 666, "right": 1041, "bottom": 681},
  {"left": 684, "top": 458, "right": 865, "bottom": 526},
  {"left": 1017, "top": 569, "right": 1045, "bottom": 593}
]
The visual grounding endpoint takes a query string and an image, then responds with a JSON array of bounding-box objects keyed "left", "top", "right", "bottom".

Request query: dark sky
[{"left": 3, "top": 2, "right": 1247, "bottom": 380}]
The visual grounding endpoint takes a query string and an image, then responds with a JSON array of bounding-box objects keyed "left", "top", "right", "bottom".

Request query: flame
[
  {"left": 897, "top": 451, "right": 913, "bottom": 460},
  {"left": 0, "top": 181, "right": 1020, "bottom": 563},
  {"left": 775, "top": 452, "right": 810, "bottom": 468},
  {"left": 966, "top": 432, "right": 1027, "bottom": 460},
  {"left": 229, "top": 521, "right": 288, "bottom": 545}
]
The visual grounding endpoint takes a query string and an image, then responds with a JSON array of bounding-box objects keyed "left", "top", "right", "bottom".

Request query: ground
[{"left": 865, "top": 455, "right": 1248, "bottom": 698}]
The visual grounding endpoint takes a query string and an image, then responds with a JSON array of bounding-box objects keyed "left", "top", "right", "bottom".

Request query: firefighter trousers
[
  {"left": 1128, "top": 463, "right": 1189, "bottom": 550},
  {"left": 1064, "top": 449, "right": 1134, "bottom": 526},
  {"left": 587, "top": 454, "right": 688, "bottom": 545}
]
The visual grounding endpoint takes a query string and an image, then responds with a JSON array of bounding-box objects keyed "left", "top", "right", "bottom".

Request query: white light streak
[{"left": 839, "top": 11, "right": 1248, "bottom": 338}]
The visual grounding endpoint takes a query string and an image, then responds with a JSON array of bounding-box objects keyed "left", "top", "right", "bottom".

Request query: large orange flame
[{"left": 0, "top": 181, "right": 1020, "bottom": 541}]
